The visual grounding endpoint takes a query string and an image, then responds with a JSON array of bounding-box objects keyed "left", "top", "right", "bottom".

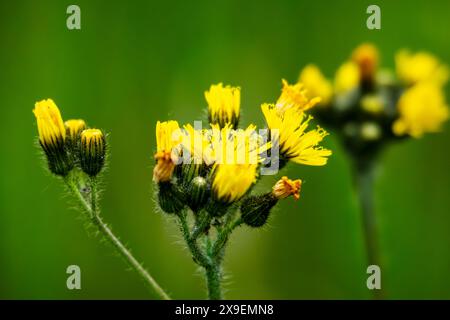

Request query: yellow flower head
[
  {"left": 65, "top": 119, "right": 86, "bottom": 141},
  {"left": 154, "top": 120, "right": 181, "bottom": 182},
  {"left": 179, "top": 123, "right": 213, "bottom": 165},
  {"left": 351, "top": 43, "right": 379, "bottom": 81},
  {"left": 80, "top": 129, "right": 106, "bottom": 177},
  {"left": 334, "top": 61, "right": 360, "bottom": 94},
  {"left": 33, "top": 99, "right": 66, "bottom": 148},
  {"left": 205, "top": 83, "right": 241, "bottom": 128},
  {"left": 262, "top": 103, "right": 332, "bottom": 166},
  {"left": 208, "top": 123, "right": 271, "bottom": 166},
  {"left": 276, "top": 80, "right": 321, "bottom": 114},
  {"left": 272, "top": 176, "right": 302, "bottom": 200},
  {"left": 298, "top": 65, "right": 333, "bottom": 106},
  {"left": 393, "top": 83, "right": 449, "bottom": 138},
  {"left": 212, "top": 163, "right": 258, "bottom": 203},
  {"left": 396, "top": 50, "right": 448, "bottom": 86}
]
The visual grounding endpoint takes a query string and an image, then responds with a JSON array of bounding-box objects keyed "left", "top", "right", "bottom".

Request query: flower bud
[
  {"left": 187, "top": 176, "right": 209, "bottom": 211},
  {"left": 241, "top": 176, "right": 302, "bottom": 228},
  {"left": 65, "top": 119, "right": 86, "bottom": 159},
  {"left": 33, "top": 99, "right": 73, "bottom": 176},
  {"left": 65, "top": 119, "right": 86, "bottom": 144},
  {"left": 240, "top": 193, "right": 278, "bottom": 228},
  {"left": 79, "top": 129, "right": 106, "bottom": 177},
  {"left": 157, "top": 181, "right": 185, "bottom": 214},
  {"left": 205, "top": 83, "right": 240, "bottom": 129}
]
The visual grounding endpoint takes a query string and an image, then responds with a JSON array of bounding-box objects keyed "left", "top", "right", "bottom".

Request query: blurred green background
[{"left": 0, "top": 0, "right": 449, "bottom": 299}]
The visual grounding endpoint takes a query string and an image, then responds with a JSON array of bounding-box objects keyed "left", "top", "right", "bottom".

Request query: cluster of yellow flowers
[
  {"left": 153, "top": 81, "right": 332, "bottom": 219},
  {"left": 299, "top": 43, "right": 448, "bottom": 140}
]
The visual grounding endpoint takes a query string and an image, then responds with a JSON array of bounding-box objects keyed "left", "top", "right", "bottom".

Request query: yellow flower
[
  {"left": 396, "top": 50, "right": 448, "bottom": 86},
  {"left": 261, "top": 103, "right": 331, "bottom": 166},
  {"left": 272, "top": 176, "right": 302, "bottom": 200},
  {"left": 298, "top": 65, "right": 333, "bottom": 105},
  {"left": 33, "top": 99, "right": 66, "bottom": 148},
  {"left": 80, "top": 129, "right": 106, "bottom": 177},
  {"left": 180, "top": 123, "right": 213, "bottom": 165},
  {"left": 154, "top": 120, "right": 182, "bottom": 182},
  {"left": 208, "top": 123, "right": 270, "bottom": 166},
  {"left": 65, "top": 119, "right": 86, "bottom": 141},
  {"left": 212, "top": 163, "right": 258, "bottom": 203},
  {"left": 276, "top": 79, "right": 321, "bottom": 114},
  {"left": 205, "top": 83, "right": 241, "bottom": 128},
  {"left": 334, "top": 61, "right": 360, "bottom": 94},
  {"left": 393, "top": 83, "right": 449, "bottom": 138},
  {"left": 351, "top": 43, "right": 379, "bottom": 81}
]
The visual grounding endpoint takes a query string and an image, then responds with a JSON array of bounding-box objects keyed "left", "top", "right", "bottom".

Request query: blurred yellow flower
[
  {"left": 351, "top": 43, "right": 379, "bottom": 81},
  {"left": 205, "top": 83, "right": 241, "bottom": 128},
  {"left": 334, "top": 61, "right": 360, "bottom": 94},
  {"left": 276, "top": 79, "right": 321, "bottom": 113},
  {"left": 396, "top": 50, "right": 448, "bottom": 86},
  {"left": 393, "top": 83, "right": 449, "bottom": 138},
  {"left": 298, "top": 65, "right": 333, "bottom": 105},
  {"left": 33, "top": 99, "right": 66, "bottom": 148},
  {"left": 261, "top": 103, "right": 331, "bottom": 166}
]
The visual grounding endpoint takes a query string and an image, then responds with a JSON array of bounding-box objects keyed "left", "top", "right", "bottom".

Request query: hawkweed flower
[
  {"left": 261, "top": 103, "right": 331, "bottom": 167},
  {"left": 297, "top": 44, "right": 448, "bottom": 296},
  {"left": 275, "top": 79, "right": 322, "bottom": 113},
  {"left": 334, "top": 61, "right": 360, "bottom": 95},
  {"left": 298, "top": 65, "right": 333, "bottom": 106},
  {"left": 211, "top": 163, "right": 258, "bottom": 204},
  {"left": 396, "top": 50, "right": 448, "bottom": 87},
  {"left": 152, "top": 81, "right": 331, "bottom": 300},
  {"left": 79, "top": 129, "right": 106, "bottom": 177},
  {"left": 153, "top": 120, "right": 186, "bottom": 214},
  {"left": 153, "top": 120, "right": 181, "bottom": 183},
  {"left": 240, "top": 176, "right": 301, "bottom": 228},
  {"left": 33, "top": 103, "right": 171, "bottom": 300},
  {"left": 33, "top": 99, "right": 73, "bottom": 176},
  {"left": 205, "top": 83, "right": 240, "bottom": 129},
  {"left": 393, "top": 83, "right": 449, "bottom": 138},
  {"left": 351, "top": 43, "right": 379, "bottom": 87}
]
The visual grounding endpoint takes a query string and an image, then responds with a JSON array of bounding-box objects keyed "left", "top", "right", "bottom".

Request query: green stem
[
  {"left": 64, "top": 173, "right": 171, "bottom": 300},
  {"left": 205, "top": 262, "right": 222, "bottom": 300},
  {"left": 212, "top": 218, "right": 242, "bottom": 260},
  {"left": 354, "top": 161, "right": 383, "bottom": 299},
  {"left": 179, "top": 212, "right": 211, "bottom": 268}
]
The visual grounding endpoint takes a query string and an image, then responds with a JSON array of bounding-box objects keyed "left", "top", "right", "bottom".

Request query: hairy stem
[
  {"left": 205, "top": 262, "right": 222, "bottom": 300},
  {"left": 212, "top": 218, "right": 242, "bottom": 261},
  {"left": 179, "top": 212, "right": 211, "bottom": 268},
  {"left": 64, "top": 173, "right": 171, "bottom": 300}
]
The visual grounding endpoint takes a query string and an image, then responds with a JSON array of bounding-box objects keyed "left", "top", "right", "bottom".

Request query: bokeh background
[{"left": 0, "top": 0, "right": 449, "bottom": 299}]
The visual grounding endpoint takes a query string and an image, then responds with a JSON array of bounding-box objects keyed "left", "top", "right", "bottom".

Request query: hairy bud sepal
[
  {"left": 187, "top": 176, "right": 209, "bottom": 212},
  {"left": 157, "top": 181, "right": 186, "bottom": 214},
  {"left": 79, "top": 129, "right": 106, "bottom": 177},
  {"left": 240, "top": 193, "right": 278, "bottom": 228}
]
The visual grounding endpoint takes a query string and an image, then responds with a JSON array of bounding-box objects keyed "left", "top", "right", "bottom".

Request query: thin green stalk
[
  {"left": 354, "top": 161, "right": 383, "bottom": 299},
  {"left": 64, "top": 173, "right": 171, "bottom": 300}
]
